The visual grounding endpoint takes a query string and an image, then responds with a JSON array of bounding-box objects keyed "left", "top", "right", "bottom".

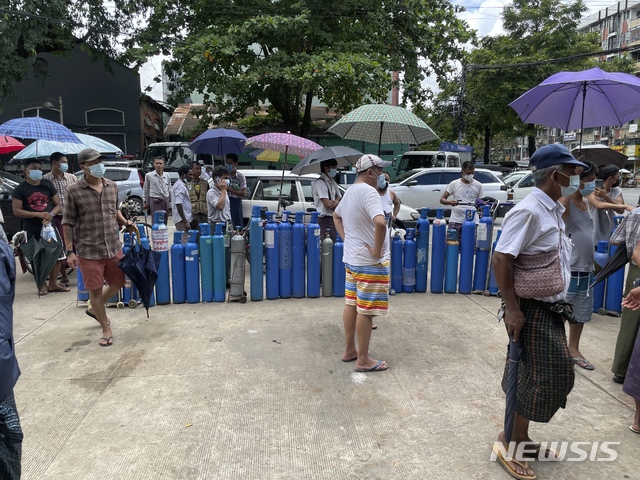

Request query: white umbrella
[{"left": 12, "top": 133, "right": 123, "bottom": 160}]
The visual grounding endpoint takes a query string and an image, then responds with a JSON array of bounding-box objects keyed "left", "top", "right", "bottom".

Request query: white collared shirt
[{"left": 496, "top": 187, "right": 572, "bottom": 302}]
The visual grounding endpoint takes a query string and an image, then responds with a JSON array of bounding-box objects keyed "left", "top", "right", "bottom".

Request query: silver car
[{"left": 76, "top": 167, "right": 145, "bottom": 214}]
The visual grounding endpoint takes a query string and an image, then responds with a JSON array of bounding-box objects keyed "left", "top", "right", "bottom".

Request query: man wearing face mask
[
  {"left": 313, "top": 158, "right": 342, "bottom": 242},
  {"left": 225, "top": 153, "right": 247, "bottom": 229},
  {"left": 44, "top": 152, "right": 77, "bottom": 287},
  {"left": 559, "top": 162, "right": 599, "bottom": 371},
  {"left": 63, "top": 148, "right": 134, "bottom": 347},
  {"left": 440, "top": 161, "right": 483, "bottom": 239},
  {"left": 143, "top": 157, "right": 171, "bottom": 224},
  {"left": 12, "top": 158, "right": 68, "bottom": 295},
  {"left": 334, "top": 154, "right": 391, "bottom": 373},
  {"left": 206, "top": 165, "right": 232, "bottom": 231},
  {"left": 491, "top": 144, "right": 586, "bottom": 480}
]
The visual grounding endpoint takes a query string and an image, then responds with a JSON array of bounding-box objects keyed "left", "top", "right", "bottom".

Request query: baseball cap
[
  {"left": 530, "top": 144, "right": 586, "bottom": 171},
  {"left": 77, "top": 148, "right": 105, "bottom": 164},
  {"left": 354, "top": 154, "right": 391, "bottom": 173}
]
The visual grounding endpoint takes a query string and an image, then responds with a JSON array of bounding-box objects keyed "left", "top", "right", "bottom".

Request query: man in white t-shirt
[
  {"left": 334, "top": 154, "right": 391, "bottom": 373},
  {"left": 440, "top": 161, "right": 484, "bottom": 238}
]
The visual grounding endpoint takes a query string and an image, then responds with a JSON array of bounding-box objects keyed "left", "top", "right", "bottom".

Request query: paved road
[{"left": 10, "top": 258, "right": 640, "bottom": 479}]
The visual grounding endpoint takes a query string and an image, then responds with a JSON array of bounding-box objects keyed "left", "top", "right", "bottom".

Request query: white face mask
[
  {"left": 463, "top": 174, "right": 474, "bottom": 182},
  {"left": 556, "top": 172, "right": 580, "bottom": 197},
  {"left": 328, "top": 168, "right": 337, "bottom": 177}
]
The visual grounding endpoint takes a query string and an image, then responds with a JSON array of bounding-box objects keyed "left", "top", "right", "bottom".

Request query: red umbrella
[{"left": 0, "top": 136, "right": 25, "bottom": 154}]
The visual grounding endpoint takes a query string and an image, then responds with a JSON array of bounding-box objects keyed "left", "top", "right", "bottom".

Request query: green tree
[
  {"left": 434, "top": 0, "right": 634, "bottom": 162},
  {"left": 0, "top": 0, "right": 133, "bottom": 102},
  {"left": 125, "top": 0, "right": 473, "bottom": 137}
]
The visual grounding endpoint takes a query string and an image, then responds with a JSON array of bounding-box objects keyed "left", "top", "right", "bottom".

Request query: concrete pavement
[{"left": 11, "top": 264, "right": 640, "bottom": 480}]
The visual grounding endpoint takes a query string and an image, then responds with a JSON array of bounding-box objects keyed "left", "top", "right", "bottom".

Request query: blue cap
[{"left": 530, "top": 144, "right": 586, "bottom": 171}]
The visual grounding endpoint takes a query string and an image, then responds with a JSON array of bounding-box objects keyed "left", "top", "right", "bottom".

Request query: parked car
[
  {"left": 241, "top": 170, "right": 420, "bottom": 229},
  {"left": 0, "top": 171, "right": 22, "bottom": 240},
  {"left": 393, "top": 151, "right": 461, "bottom": 177},
  {"left": 336, "top": 170, "right": 357, "bottom": 188},
  {"left": 389, "top": 167, "right": 508, "bottom": 216},
  {"left": 502, "top": 170, "right": 534, "bottom": 203},
  {"left": 76, "top": 167, "right": 146, "bottom": 214}
]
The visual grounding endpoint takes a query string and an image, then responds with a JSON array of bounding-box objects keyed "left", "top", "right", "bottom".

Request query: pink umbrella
[
  {"left": 245, "top": 132, "right": 322, "bottom": 212},
  {"left": 0, "top": 136, "right": 25, "bottom": 155},
  {"left": 245, "top": 132, "right": 322, "bottom": 158}
]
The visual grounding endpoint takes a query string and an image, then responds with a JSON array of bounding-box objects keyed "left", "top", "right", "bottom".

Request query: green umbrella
[
  {"left": 19, "top": 235, "right": 64, "bottom": 295},
  {"left": 327, "top": 104, "right": 440, "bottom": 155}
]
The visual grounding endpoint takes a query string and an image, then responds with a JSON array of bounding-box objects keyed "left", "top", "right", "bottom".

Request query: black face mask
[{"left": 612, "top": 180, "right": 620, "bottom": 188}]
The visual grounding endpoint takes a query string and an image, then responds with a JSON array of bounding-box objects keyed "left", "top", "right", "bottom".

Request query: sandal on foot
[
  {"left": 48, "top": 285, "right": 70, "bottom": 293},
  {"left": 372, "top": 323, "right": 378, "bottom": 330},
  {"left": 521, "top": 443, "right": 559, "bottom": 460},
  {"left": 355, "top": 360, "right": 388, "bottom": 372},
  {"left": 99, "top": 337, "right": 113, "bottom": 347},
  {"left": 85, "top": 309, "right": 110, "bottom": 325},
  {"left": 630, "top": 425, "right": 640, "bottom": 434},
  {"left": 572, "top": 357, "right": 594, "bottom": 371},
  {"left": 492, "top": 443, "right": 536, "bottom": 480},
  {"left": 60, "top": 279, "right": 70, "bottom": 288}
]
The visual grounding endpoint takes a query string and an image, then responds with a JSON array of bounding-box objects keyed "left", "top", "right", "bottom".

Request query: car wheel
[{"left": 128, "top": 196, "right": 144, "bottom": 215}]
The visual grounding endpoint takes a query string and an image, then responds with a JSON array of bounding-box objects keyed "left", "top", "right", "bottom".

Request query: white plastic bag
[{"left": 41, "top": 223, "right": 56, "bottom": 242}]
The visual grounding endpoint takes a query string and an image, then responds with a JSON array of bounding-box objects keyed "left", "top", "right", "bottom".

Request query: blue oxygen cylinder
[
  {"left": 199, "top": 223, "right": 214, "bottom": 303},
  {"left": 185, "top": 230, "right": 200, "bottom": 303},
  {"left": 122, "top": 232, "right": 132, "bottom": 304},
  {"left": 213, "top": 222, "right": 226, "bottom": 302},
  {"left": 487, "top": 229, "right": 502, "bottom": 295},
  {"left": 473, "top": 205, "right": 493, "bottom": 292},
  {"left": 76, "top": 261, "right": 89, "bottom": 302},
  {"left": 138, "top": 226, "right": 155, "bottom": 307},
  {"left": 292, "top": 211, "right": 306, "bottom": 298},
  {"left": 445, "top": 228, "right": 460, "bottom": 294},
  {"left": 430, "top": 208, "right": 447, "bottom": 294},
  {"left": 307, "top": 212, "right": 321, "bottom": 298},
  {"left": 279, "top": 211, "right": 293, "bottom": 299},
  {"left": 171, "top": 231, "right": 186, "bottom": 304},
  {"left": 459, "top": 209, "right": 476, "bottom": 294},
  {"left": 415, "top": 208, "right": 430, "bottom": 293},
  {"left": 403, "top": 228, "right": 417, "bottom": 293},
  {"left": 322, "top": 230, "right": 334, "bottom": 297},
  {"left": 391, "top": 232, "right": 403, "bottom": 294},
  {"left": 265, "top": 212, "right": 279, "bottom": 299},
  {"left": 152, "top": 211, "right": 170, "bottom": 304},
  {"left": 333, "top": 233, "right": 345, "bottom": 297},
  {"left": 249, "top": 205, "right": 264, "bottom": 301},
  {"left": 593, "top": 241, "right": 609, "bottom": 313}
]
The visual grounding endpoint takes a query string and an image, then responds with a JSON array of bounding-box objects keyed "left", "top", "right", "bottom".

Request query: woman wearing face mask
[
  {"left": 312, "top": 158, "right": 342, "bottom": 242},
  {"left": 587, "top": 164, "right": 634, "bottom": 246},
  {"left": 206, "top": 165, "right": 232, "bottom": 231},
  {"left": 440, "top": 160, "right": 484, "bottom": 239},
  {"left": 12, "top": 157, "right": 67, "bottom": 295},
  {"left": 559, "top": 162, "right": 599, "bottom": 371}
]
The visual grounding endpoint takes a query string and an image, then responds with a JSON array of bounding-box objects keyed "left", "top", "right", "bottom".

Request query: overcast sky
[{"left": 138, "top": 1, "right": 614, "bottom": 101}]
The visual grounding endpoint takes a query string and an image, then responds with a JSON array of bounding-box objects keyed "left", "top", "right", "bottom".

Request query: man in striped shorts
[{"left": 334, "top": 154, "right": 391, "bottom": 373}]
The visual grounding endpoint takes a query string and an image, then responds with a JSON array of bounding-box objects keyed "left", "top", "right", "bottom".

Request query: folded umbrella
[
  {"left": 591, "top": 242, "right": 628, "bottom": 287},
  {"left": 19, "top": 234, "right": 64, "bottom": 295},
  {"left": 117, "top": 227, "right": 161, "bottom": 318},
  {"left": 504, "top": 335, "right": 523, "bottom": 444}
]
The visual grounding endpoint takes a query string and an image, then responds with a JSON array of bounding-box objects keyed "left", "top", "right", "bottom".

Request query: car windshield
[
  {"left": 392, "top": 170, "right": 421, "bottom": 183},
  {"left": 143, "top": 145, "right": 194, "bottom": 171},
  {"left": 503, "top": 172, "right": 526, "bottom": 187}
]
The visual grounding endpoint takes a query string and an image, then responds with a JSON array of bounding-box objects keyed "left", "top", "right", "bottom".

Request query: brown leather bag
[{"left": 512, "top": 250, "right": 564, "bottom": 299}]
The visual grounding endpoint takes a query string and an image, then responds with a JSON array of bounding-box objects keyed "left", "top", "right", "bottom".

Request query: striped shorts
[{"left": 345, "top": 261, "right": 390, "bottom": 316}]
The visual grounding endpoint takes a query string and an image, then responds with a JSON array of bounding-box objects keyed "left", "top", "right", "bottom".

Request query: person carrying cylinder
[
  {"left": 171, "top": 165, "right": 193, "bottom": 243},
  {"left": 559, "top": 161, "right": 598, "bottom": 371},
  {"left": 206, "top": 165, "right": 231, "bottom": 232},
  {"left": 439, "top": 160, "right": 484, "bottom": 239},
  {"left": 333, "top": 154, "right": 391, "bottom": 373},
  {"left": 313, "top": 158, "right": 342, "bottom": 242}
]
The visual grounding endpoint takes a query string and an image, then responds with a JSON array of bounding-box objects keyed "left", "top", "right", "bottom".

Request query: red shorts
[{"left": 77, "top": 252, "right": 125, "bottom": 291}]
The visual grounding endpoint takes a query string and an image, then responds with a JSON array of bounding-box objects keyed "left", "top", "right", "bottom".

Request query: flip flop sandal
[
  {"left": 630, "top": 425, "right": 640, "bottom": 434},
  {"left": 355, "top": 360, "right": 388, "bottom": 372},
  {"left": 492, "top": 444, "right": 537, "bottom": 480},
  {"left": 99, "top": 337, "right": 113, "bottom": 347},
  {"left": 85, "top": 309, "right": 110, "bottom": 325},
  {"left": 572, "top": 357, "right": 595, "bottom": 371}
]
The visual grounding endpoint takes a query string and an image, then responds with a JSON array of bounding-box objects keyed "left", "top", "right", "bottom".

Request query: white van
[{"left": 394, "top": 151, "right": 461, "bottom": 177}]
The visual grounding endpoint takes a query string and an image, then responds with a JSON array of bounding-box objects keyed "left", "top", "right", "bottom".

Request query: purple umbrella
[
  {"left": 0, "top": 117, "right": 81, "bottom": 143},
  {"left": 188, "top": 128, "right": 247, "bottom": 156},
  {"left": 509, "top": 67, "right": 640, "bottom": 150}
]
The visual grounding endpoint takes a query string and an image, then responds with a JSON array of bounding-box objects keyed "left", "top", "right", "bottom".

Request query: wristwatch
[
  {"left": 66, "top": 250, "right": 74, "bottom": 255},
  {"left": 633, "top": 278, "right": 640, "bottom": 288}
]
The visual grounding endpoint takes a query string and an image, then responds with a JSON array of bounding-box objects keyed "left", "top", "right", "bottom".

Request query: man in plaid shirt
[
  {"left": 43, "top": 152, "right": 77, "bottom": 287},
  {"left": 63, "top": 149, "right": 134, "bottom": 347}
]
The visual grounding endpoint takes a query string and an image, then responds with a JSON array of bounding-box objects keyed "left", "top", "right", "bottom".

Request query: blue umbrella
[
  {"left": 188, "top": 128, "right": 247, "bottom": 156},
  {"left": 0, "top": 117, "right": 81, "bottom": 143},
  {"left": 13, "top": 133, "right": 123, "bottom": 160},
  {"left": 504, "top": 335, "right": 523, "bottom": 443}
]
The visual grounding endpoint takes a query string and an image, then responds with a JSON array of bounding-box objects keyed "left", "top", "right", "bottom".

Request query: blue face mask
[
  {"left": 377, "top": 174, "right": 388, "bottom": 190},
  {"left": 328, "top": 168, "right": 337, "bottom": 177},
  {"left": 226, "top": 164, "right": 234, "bottom": 172},
  {"left": 557, "top": 172, "right": 580, "bottom": 197},
  {"left": 88, "top": 163, "right": 106, "bottom": 178},
  {"left": 28, "top": 170, "right": 43, "bottom": 181},
  {"left": 580, "top": 180, "right": 595, "bottom": 197},
  {"left": 59, "top": 163, "right": 69, "bottom": 173}
]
